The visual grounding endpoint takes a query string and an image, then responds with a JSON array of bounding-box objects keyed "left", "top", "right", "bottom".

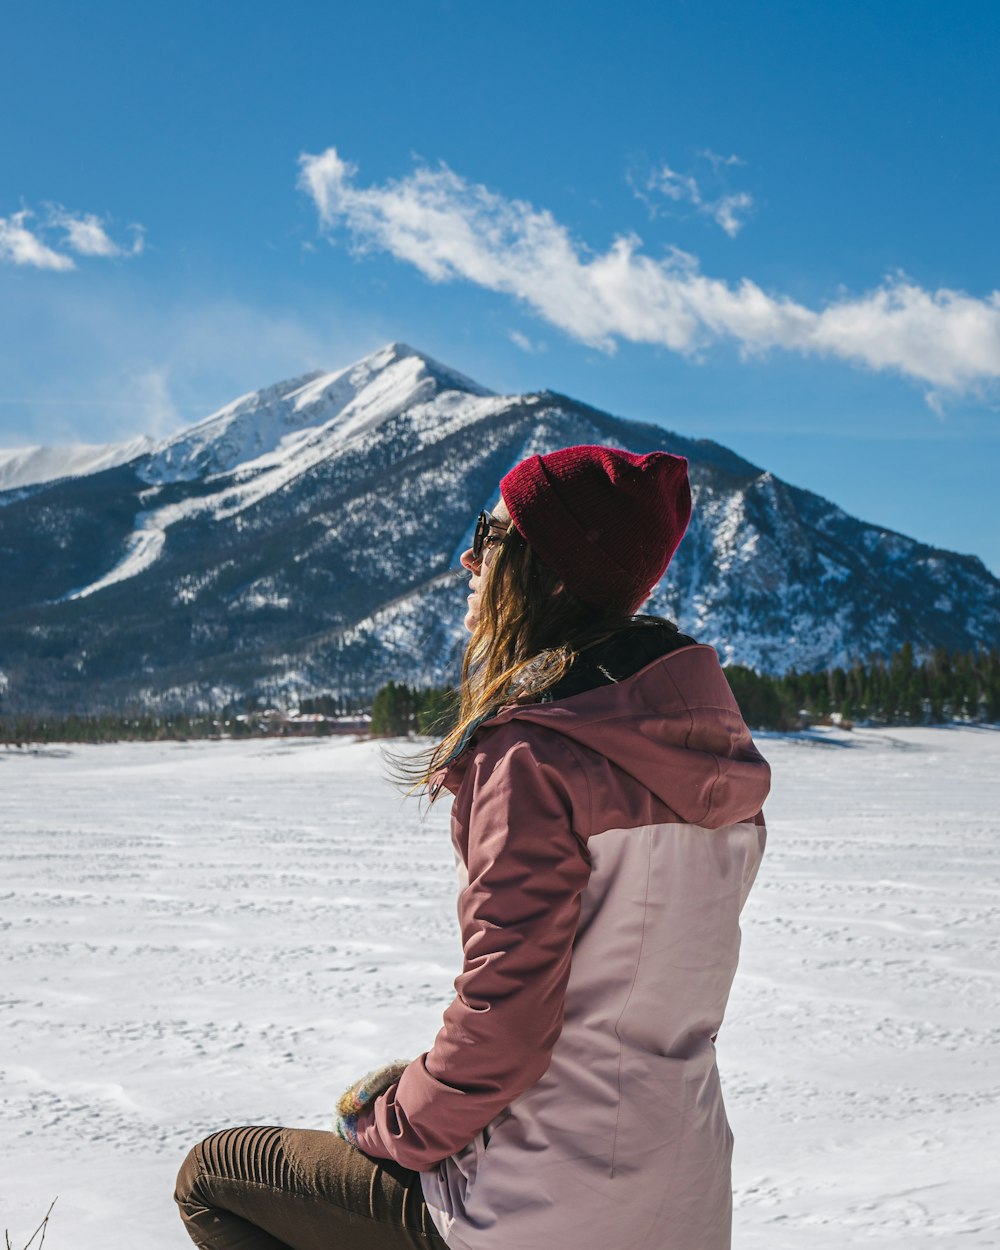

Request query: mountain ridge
[{"left": 1, "top": 343, "right": 997, "bottom": 714}]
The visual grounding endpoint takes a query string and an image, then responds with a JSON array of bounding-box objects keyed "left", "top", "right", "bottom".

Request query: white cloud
[
  {"left": 0, "top": 204, "right": 144, "bottom": 269},
  {"left": 0, "top": 210, "right": 75, "bottom": 270},
  {"left": 298, "top": 148, "right": 1000, "bottom": 393},
  {"left": 55, "top": 211, "right": 122, "bottom": 257},
  {"left": 700, "top": 149, "right": 746, "bottom": 170},
  {"left": 649, "top": 162, "right": 702, "bottom": 204},
  {"left": 711, "top": 191, "right": 754, "bottom": 239},
  {"left": 49, "top": 207, "right": 146, "bottom": 258},
  {"left": 635, "top": 155, "right": 754, "bottom": 236},
  {"left": 507, "top": 329, "right": 546, "bottom": 354}
]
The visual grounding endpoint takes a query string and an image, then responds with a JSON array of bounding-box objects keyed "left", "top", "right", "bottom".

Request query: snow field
[
  {"left": 1, "top": 727, "right": 998, "bottom": 1247},
  {"left": 727, "top": 727, "right": 1000, "bottom": 1246}
]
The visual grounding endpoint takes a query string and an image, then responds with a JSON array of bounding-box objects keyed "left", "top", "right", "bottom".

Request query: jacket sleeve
[{"left": 352, "top": 726, "right": 592, "bottom": 1170}]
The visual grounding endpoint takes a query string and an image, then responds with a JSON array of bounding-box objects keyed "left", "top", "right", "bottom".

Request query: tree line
[
  {"left": 368, "top": 644, "right": 1000, "bottom": 735},
  {"left": 725, "top": 643, "right": 1000, "bottom": 731},
  {"left": 2, "top": 644, "right": 998, "bottom": 744},
  {"left": 0, "top": 705, "right": 365, "bottom": 746}
]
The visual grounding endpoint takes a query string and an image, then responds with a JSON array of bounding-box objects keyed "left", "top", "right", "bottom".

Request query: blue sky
[{"left": 3, "top": 0, "right": 999, "bottom": 571}]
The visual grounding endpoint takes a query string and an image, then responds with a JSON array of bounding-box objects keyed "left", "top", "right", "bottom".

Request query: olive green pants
[{"left": 175, "top": 1125, "right": 447, "bottom": 1249}]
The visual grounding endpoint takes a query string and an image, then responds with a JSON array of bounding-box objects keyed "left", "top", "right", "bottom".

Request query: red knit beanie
[{"left": 499, "top": 444, "right": 691, "bottom": 614}]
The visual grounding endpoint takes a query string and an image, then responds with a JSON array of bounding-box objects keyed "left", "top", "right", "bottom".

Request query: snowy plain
[{"left": 1, "top": 727, "right": 998, "bottom": 1248}]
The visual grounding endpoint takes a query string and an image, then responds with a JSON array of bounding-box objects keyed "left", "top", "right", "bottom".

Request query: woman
[{"left": 176, "top": 444, "right": 771, "bottom": 1250}]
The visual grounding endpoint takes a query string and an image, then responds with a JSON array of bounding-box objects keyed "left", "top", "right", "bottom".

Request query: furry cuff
[{"left": 333, "top": 1059, "right": 410, "bottom": 1148}]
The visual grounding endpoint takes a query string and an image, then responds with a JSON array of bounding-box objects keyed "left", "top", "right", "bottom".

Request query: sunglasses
[{"left": 472, "top": 510, "right": 514, "bottom": 562}]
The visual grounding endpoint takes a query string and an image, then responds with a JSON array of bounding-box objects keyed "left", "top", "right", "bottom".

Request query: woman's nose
[{"left": 460, "top": 546, "right": 481, "bottom": 573}]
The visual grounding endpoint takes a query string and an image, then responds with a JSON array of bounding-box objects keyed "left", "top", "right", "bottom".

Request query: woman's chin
[{"left": 464, "top": 606, "right": 479, "bottom": 633}]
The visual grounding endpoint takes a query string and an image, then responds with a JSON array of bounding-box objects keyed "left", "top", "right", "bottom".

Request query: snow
[
  {"left": 1, "top": 729, "right": 999, "bottom": 1248},
  {"left": 139, "top": 342, "right": 492, "bottom": 489},
  {"left": 64, "top": 514, "right": 166, "bottom": 601},
  {"left": 0, "top": 437, "right": 153, "bottom": 492}
]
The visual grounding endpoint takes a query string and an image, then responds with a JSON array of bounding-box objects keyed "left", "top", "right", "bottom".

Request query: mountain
[
  {"left": 1, "top": 342, "right": 998, "bottom": 714},
  {"left": 0, "top": 436, "right": 155, "bottom": 493}
]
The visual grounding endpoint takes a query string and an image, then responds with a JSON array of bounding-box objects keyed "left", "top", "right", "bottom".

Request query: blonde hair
[{"left": 387, "top": 523, "right": 633, "bottom": 799}]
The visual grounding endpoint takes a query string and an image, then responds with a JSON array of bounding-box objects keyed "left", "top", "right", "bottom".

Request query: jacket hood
[{"left": 437, "top": 644, "right": 770, "bottom": 829}]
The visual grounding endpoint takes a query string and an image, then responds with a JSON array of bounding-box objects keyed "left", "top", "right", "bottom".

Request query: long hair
[{"left": 385, "top": 523, "right": 634, "bottom": 800}]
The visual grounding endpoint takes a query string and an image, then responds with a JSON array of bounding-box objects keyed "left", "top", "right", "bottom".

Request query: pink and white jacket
[{"left": 353, "top": 640, "right": 771, "bottom": 1250}]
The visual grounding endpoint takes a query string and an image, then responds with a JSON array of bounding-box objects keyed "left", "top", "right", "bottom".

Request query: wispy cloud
[
  {"left": 710, "top": 192, "right": 754, "bottom": 239},
  {"left": 0, "top": 280, "right": 379, "bottom": 446},
  {"left": 0, "top": 204, "right": 144, "bottom": 270},
  {"left": 0, "top": 210, "right": 76, "bottom": 270},
  {"left": 49, "top": 208, "right": 145, "bottom": 258},
  {"left": 298, "top": 148, "right": 1000, "bottom": 395},
  {"left": 633, "top": 154, "right": 754, "bottom": 237},
  {"left": 646, "top": 162, "right": 702, "bottom": 205},
  {"left": 507, "top": 329, "right": 546, "bottom": 354},
  {"left": 699, "top": 149, "right": 746, "bottom": 171}
]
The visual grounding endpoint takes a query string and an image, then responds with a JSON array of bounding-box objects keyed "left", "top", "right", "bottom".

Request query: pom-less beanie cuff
[{"left": 499, "top": 444, "right": 691, "bottom": 613}]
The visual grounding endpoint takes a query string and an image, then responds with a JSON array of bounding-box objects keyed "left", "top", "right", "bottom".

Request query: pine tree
[{"left": 370, "top": 681, "right": 414, "bottom": 737}]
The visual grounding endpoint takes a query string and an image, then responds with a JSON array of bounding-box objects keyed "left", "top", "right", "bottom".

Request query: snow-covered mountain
[
  {"left": 1, "top": 341, "right": 997, "bottom": 713},
  {"left": 0, "top": 435, "right": 155, "bottom": 492}
]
